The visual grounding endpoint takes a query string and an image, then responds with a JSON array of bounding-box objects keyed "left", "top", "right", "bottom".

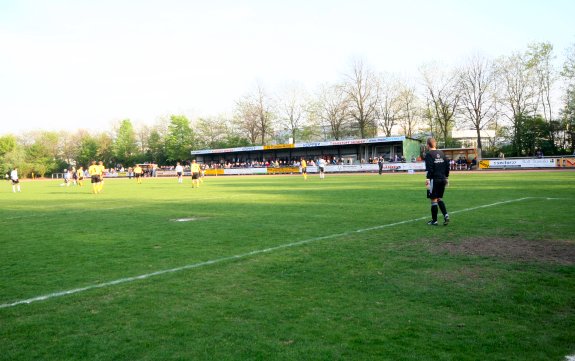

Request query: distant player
[
  {"left": 200, "top": 163, "right": 206, "bottom": 183},
  {"left": 98, "top": 161, "right": 106, "bottom": 193},
  {"left": 425, "top": 137, "right": 450, "bottom": 226},
  {"left": 191, "top": 160, "right": 201, "bottom": 188},
  {"left": 175, "top": 162, "right": 184, "bottom": 183},
  {"left": 300, "top": 158, "right": 307, "bottom": 180},
  {"left": 317, "top": 158, "right": 326, "bottom": 179},
  {"left": 10, "top": 167, "right": 21, "bottom": 192},
  {"left": 133, "top": 164, "right": 143, "bottom": 184},
  {"left": 60, "top": 169, "right": 71, "bottom": 187},
  {"left": 71, "top": 167, "right": 78, "bottom": 186},
  {"left": 88, "top": 161, "right": 102, "bottom": 194},
  {"left": 76, "top": 166, "right": 84, "bottom": 187}
]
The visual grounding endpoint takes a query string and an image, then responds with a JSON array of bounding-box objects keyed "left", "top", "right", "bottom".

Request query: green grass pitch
[{"left": 1, "top": 171, "right": 574, "bottom": 360}]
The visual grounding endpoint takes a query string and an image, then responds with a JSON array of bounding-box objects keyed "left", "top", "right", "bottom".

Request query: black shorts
[
  {"left": 177, "top": 172, "right": 182, "bottom": 177},
  {"left": 192, "top": 172, "right": 199, "bottom": 180},
  {"left": 91, "top": 175, "right": 100, "bottom": 184},
  {"left": 429, "top": 179, "right": 447, "bottom": 199},
  {"left": 319, "top": 167, "right": 324, "bottom": 172},
  {"left": 11, "top": 179, "right": 19, "bottom": 184},
  {"left": 135, "top": 173, "right": 141, "bottom": 178},
  {"left": 301, "top": 167, "right": 307, "bottom": 174}
]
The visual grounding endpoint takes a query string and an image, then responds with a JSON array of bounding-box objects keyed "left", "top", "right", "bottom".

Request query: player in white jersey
[
  {"left": 175, "top": 162, "right": 184, "bottom": 183},
  {"left": 317, "top": 158, "right": 327, "bottom": 179},
  {"left": 10, "top": 167, "right": 21, "bottom": 192}
]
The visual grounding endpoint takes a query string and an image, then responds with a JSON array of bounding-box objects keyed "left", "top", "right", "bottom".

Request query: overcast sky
[{"left": 1, "top": 0, "right": 574, "bottom": 135}]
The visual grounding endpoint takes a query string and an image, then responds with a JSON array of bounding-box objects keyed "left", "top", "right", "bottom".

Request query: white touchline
[{"left": 0, "top": 196, "right": 552, "bottom": 309}]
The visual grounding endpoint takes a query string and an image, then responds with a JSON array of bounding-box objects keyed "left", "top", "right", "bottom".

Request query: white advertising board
[
  {"left": 308, "top": 163, "right": 425, "bottom": 173},
  {"left": 224, "top": 168, "right": 268, "bottom": 175},
  {"left": 484, "top": 158, "right": 556, "bottom": 169}
]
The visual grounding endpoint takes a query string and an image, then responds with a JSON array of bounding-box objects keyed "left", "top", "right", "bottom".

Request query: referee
[{"left": 424, "top": 137, "right": 450, "bottom": 226}]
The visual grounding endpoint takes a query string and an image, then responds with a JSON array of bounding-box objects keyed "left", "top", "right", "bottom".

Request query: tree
[
  {"left": 496, "top": 52, "right": 539, "bottom": 156},
  {"left": 58, "top": 131, "right": 76, "bottom": 166},
  {"left": 459, "top": 54, "right": 498, "bottom": 155},
  {"left": 526, "top": 42, "right": 556, "bottom": 122},
  {"left": 146, "top": 129, "right": 167, "bottom": 164},
  {"left": 135, "top": 123, "right": 151, "bottom": 157},
  {"left": 0, "top": 135, "right": 17, "bottom": 157},
  {"left": 396, "top": 84, "right": 420, "bottom": 138},
  {"left": 314, "top": 83, "right": 351, "bottom": 140},
  {"left": 345, "top": 59, "right": 379, "bottom": 138},
  {"left": 253, "top": 82, "right": 275, "bottom": 145},
  {"left": 559, "top": 88, "right": 575, "bottom": 153},
  {"left": 518, "top": 115, "right": 552, "bottom": 156},
  {"left": 96, "top": 132, "right": 114, "bottom": 166},
  {"left": 234, "top": 97, "right": 261, "bottom": 145},
  {"left": 195, "top": 116, "right": 231, "bottom": 149},
  {"left": 113, "top": 119, "right": 138, "bottom": 166},
  {"left": 25, "top": 133, "right": 62, "bottom": 176},
  {"left": 76, "top": 134, "right": 99, "bottom": 168},
  {"left": 233, "top": 82, "right": 275, "bottom": 145},
  {"left": 376, "top": 75, "right": 402, "bottom": 137},
  {"left": 277, "top": 83, "right": 309, "bottom": 143},
  {"left": 421, "top": 63, "right": 461, "bottom": 147},
  {"left": 0, "top": 135, "right": 18, "bottom": 175},
  {"left": 165, "top": 115, "right": 194, "bottom": 162}
]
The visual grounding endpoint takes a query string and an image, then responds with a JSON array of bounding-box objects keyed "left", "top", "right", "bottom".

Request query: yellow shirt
[
  {"left": 99, "top": 165, "right": 106, "bottom": 175},
  {"left": 77, "top": 169, "right": 84, "bottom": 178},
  {"left": 88, "top": 165, "right": 101, "bottom": 176},
  {"left": 134, "top": 166, "right": 143, "bottom": 174},
  {"left": 191, "top": 163, "right": 200, "bottom": 173},
  {"left": 301, "top": 160, "right": 307, "bottom": 168}
]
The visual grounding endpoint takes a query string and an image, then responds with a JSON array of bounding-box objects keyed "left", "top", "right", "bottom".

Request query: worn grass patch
[{"left": 436, "top": 237, "right": 575, "bottom": 265}]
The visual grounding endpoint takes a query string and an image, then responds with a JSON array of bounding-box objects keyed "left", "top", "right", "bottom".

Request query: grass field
[{"left": 1, "top": 170, "right": 574, "bottom": 361}]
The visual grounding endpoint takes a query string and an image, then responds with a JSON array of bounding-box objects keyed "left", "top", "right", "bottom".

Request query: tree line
[{"left": 2, "top": 41, "right": 574, "bottom": 177}]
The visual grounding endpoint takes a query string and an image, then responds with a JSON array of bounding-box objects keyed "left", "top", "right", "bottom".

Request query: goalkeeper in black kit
[{"left": 424, "top": 137, "right": 450, "bottom": 226}]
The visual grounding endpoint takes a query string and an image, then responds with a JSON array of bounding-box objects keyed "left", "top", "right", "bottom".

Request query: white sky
[{"left": 1, "top": 0, "right": 574, "bottom": 135}]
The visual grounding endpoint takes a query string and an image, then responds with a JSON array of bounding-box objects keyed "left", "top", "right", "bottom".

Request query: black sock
[
  {"left": 431, "top": 203, "right": 438, "bottom": 221},
  {"left": 438, "top": 200, "right": 447, "bottom": 216}
]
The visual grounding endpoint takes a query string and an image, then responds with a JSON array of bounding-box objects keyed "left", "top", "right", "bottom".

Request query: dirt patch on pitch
[{"left": 436, "top": 237, "right": 575, "bottom": 265}]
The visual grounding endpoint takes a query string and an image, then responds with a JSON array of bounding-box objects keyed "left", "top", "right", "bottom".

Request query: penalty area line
[{"left": 0, "top": 196, "right": 541, "bottom": 310}]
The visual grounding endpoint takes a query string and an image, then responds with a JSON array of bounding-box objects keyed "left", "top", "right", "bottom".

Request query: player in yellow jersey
[
  {"left": 300, "top": 158, "right": 307, "bottom": 180},
  {"left": 191, "top": 160, "right": 201, "bottom": 188},
  {"left": 97, "top": 161, "right": 106, "bottom": 192},
  {"left": 88, "top": 161, "right": 102, "bottom": 194},
  {"left": 76, "top": 166, "right": 84, "bottom": 187},
  {"left": 133, "top": 164, "right": 143, "bottom": 184}
]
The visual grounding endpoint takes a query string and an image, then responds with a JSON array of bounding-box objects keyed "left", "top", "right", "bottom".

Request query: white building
[{"left": 451, "top": 129, "right": 496, "bottom": 149}]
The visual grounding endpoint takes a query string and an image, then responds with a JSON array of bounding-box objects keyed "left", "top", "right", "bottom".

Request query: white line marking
[{"left": 0, "top": 197, "right": 548, "bottom": 309}]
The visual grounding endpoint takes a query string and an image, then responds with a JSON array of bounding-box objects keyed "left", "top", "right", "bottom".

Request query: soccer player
[
  {"left": 300, "top": 158, "right": 307, "bottom": 180},
  {"left": 199, "top": 163, "right": 206, "bottom": 183},
  {"left": 317, "top": 157, "right": 326, "bottom": 179},
  {"left": 76, "top": 166, "right": 84, "bottom": 187},
  {"left": 71, "top": 167, "right": 78, "bottom": 186},
  {"left": 175, "top": 162, "right": 184, "bottom": 183},
  {"left": 133, "top": 164, "right": 143, "bottom": 184},
  {"left": 60, "top": 169, "right": 71, "bottom": 187},
  {"left": 98, "top": 161, "right": 106, "bottom": 192},
  {"left": 425, "top": 137, "right": 450, "bottom": 226},
  {"left": 88, "top": 161, "right": 102, "bottom": 194},
  {"left": 10, "top": 167, "right": 21, "bottom": 192},
  {"left": 190, "top": 160, "right": 201, "bottom": 188}
]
